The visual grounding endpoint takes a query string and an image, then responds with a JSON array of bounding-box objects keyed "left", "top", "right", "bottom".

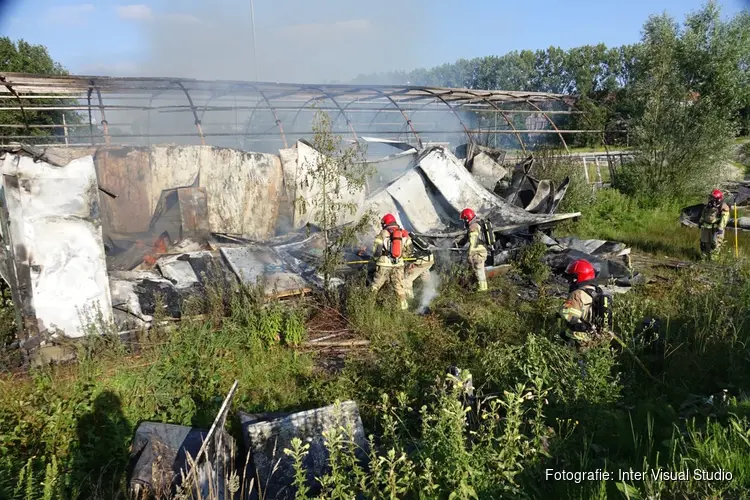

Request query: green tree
[
  {"left": 0, "top": 38, "right": 83, "bottom": 145},
  {"left": 618, "top": 3, "right": 746, "bottom": 203},
  {"left": 297, "top": 110, "right": 374, "bottom": 293}
]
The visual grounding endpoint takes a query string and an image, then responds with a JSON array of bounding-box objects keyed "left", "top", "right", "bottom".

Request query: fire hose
[{"left": 346, "top": 257, "right": 417, "bottom": 265}]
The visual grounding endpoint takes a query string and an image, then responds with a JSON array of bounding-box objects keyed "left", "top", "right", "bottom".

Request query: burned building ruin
[{"left": 0, "top": 73, "right": 624, "bottom": 357}]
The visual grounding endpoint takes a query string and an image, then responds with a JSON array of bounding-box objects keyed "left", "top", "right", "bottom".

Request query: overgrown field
[{"left": 2, "top": 190, "right": 750, "bottom": 499}]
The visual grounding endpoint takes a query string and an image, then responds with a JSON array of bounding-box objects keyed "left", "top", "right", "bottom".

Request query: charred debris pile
[{"left": 0, "top": 141, "right": 636, "bottom": 350}]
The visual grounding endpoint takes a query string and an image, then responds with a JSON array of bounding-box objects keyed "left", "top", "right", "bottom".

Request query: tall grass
[
  {"left": 0, "top": 282, "right": 316, "bottom": 500},
  {"left": 569, "top": 188, "right": 750, "bottom": 261},
  {"left": 3, "top": 204, "right": 750, "bottom": 498}
]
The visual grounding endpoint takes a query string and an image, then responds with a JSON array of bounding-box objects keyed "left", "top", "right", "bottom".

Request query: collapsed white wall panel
[
  {"left": 417, "top": 148, "right": 501, "bottom": 216},
  {"left": 149, "top": 146, "right": 283, "bottom": 239},
  {"left": 368, "top": 150, "right": 419, "bottom": 189},
  {"left": 386, "top": 169, "right": 447, "bottom": 234},
  {"left": 31, "top": 219, "right": 111, "bottom": 332},
  {"left": 157, "top": 255, "right": 200, "bottom": 287},
  {"left": 220, "top": 245, "right": 311, "bottom": 296},
  {"left": 416, "top": 147, "right": 561, "bottom": 227},
  {"left": 472, "top": 152, "right": 508, "bottom": 192},
  {"left": 525, "top": 180, "right": 552, "bottom": 213},
  {"left": 278, "top": 147, "right": 300, "bottom": 209},
  {"left": 289, "top": 141, "right": 366, "bottom": 230},
  {"left": 0, "top": 154, "right": 112, "bottom": 338}
]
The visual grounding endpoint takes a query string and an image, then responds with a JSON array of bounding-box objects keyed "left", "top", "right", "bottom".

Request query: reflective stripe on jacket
[
  {"left": 560, "top": 286, "right": 595, "bottom": 327},
  {"left": 700, "top": 202, "right": 730, "bottom": 230},
  {"left": 467, "top": 221, "right": 486, "bottom": 255}
]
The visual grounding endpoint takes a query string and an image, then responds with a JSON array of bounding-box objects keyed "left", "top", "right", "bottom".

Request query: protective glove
[{"left": 570, "top": 321, "right": 591, "bottom": 333}]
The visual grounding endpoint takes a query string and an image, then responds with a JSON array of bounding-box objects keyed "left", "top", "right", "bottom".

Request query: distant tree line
[
  {"left": 354, "top": 2, "right": 750, "bottom": 202},
  {"left": 353, "top": 4, "right": 750, "bottom": 144}
]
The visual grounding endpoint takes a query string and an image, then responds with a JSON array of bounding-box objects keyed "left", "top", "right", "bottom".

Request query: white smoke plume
[
  {"left": 113, "top": 0, "right": 429, "bottom": 84},
  {"left": 417, "top": 270, "right": 440, "bottom": 314}
]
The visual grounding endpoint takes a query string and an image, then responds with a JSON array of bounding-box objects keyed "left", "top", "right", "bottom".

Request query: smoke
[
  {"left": 417, "top": 270, "right": 440, "bottom": 314},
  {"left": 120, "top": 0, "right": 429, "bottom": 84}
]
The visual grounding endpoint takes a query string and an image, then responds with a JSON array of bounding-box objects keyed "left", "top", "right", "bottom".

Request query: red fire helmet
[{"left": 565, "top": 259, "right": 596, "bottom": 283}]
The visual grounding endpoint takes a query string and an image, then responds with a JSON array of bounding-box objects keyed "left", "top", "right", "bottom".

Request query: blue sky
[{"left": 0, "top": 0, "right": 747, "bottom": 82}]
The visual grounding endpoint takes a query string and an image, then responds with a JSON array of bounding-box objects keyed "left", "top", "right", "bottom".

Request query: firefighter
[
  {"left": 699, "top": 189, "right": 730, "bottom": 260},
  {"left": 370, "top": 213, "right": 410, "bottom": 310},
  {"left": 460, "top": 208, "right": 488, "bottom": 292},
  {"left": 404, "top": 233, "right": 435, "bottom": 300},
  {"left": 559, "top": 259, "right": 613, "bottom": 350}
]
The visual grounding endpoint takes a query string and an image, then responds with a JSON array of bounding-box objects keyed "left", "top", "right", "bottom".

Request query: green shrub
[
  {"left": 512, "top": 233, "right": 551, "bottom": 284},
  {"left": 289, "top": 373, "right": 554, "bottom": 499}
]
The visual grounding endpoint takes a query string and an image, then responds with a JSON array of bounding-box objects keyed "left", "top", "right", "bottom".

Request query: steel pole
[{"left": 250, "top": 0, "right": 259, "bottom": 81}]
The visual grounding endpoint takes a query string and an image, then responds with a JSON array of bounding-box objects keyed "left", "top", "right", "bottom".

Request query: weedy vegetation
[
  {"left": 2, "top": 238, "right": 750, "bottom": 499},
  {"left": 2, "top": 3, "right": 750, "bottom": 498}
]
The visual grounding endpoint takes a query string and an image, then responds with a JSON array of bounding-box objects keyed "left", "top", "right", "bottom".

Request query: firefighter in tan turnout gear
[
  {"left": 404, "top": 233, "right": 435, "bottom": 300},
  {"left": 459, "top": 208, "right": 491, "bottom": 292},
  {"left": 370, "top": 213, "right": 410, "bottom": 310},
  {"left": 699, "top": 189, "right": 730, "bottom": 260},
  {"left": 559, "top": 259, "right": 613, "bottom": 350}
]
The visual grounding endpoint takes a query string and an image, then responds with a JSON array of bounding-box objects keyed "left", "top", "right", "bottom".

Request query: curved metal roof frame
[{"left": 0, "top": 73, "right": 594, "bottom": 151}]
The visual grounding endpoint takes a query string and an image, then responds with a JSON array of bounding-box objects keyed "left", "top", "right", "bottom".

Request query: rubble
[
  {"left": 128, "top": 381, "right": 238, "bottom": 499},
  {"left": 220, "top": 245, "right": 312, "bottom": 297},
  {"left": 544, "top": 236, "right": 637, "bottom": 291},
  {"left": 239, "top": 400, "right": 367, "bottom": 499},
  {"left": 0, "top": 147, "right": 112, "bottom": 340},
  {"left": 501, "top": 156, "right": 570, "bottom": 215},
  {"left": 0, "top": 141, "right": 633, "bottom": 347}
]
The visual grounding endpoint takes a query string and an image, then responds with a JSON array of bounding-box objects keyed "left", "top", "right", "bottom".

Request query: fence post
[{"left": 582, "top": 156, "right": 590, "bottom": 184}]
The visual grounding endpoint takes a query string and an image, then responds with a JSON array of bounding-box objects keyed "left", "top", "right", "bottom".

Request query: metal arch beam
[
  {"left": 242, "top": 99, "right": 271, "bottom": 146},
  {"left": 94, "top": 85, "right": 110, "bottom": 145},
  {"left": 463, "top": 91, "right": 526, "bottom": 154},
  {"left": 198, "top": 95, "right": 221, "bottom": 123},
  {"left": 241, "top": 94, "right": 289, "bottom": 149},
  {"left": 288, "top": 96, "right": 329, "bottom": 133},
  {"left": 86, "top": 87, "right": 95, "bottom": 146},
  {"left": 321, "top": 87, "right": 422, "bottom": 147},
  {"left": 365, "top": 102, "right": 409, "bottom": 131},
  {"left": 326, "top": 93, "right": 406, "bottom": 144},
  {"left": 287, "top": 88, "right": 359, "bottom": 140},
  {"left": 307, "top": 87, "right": 359, "bottom": 141},
  {"left": 362, "top": 87, "right": 429, "bottom": 128},
  {"left": 252, "top": 86, "right": 288, "bottom": 149},
  {"left": 174, "top": 81, "right": 206, "bottom": 145},
  {"left": 418, "top": 89, "right": 475, "bottom": 146},
  {"left": 288, "top": 90, "right": 358, "bottom": 138},
  {"left": 372, "top": 99, "right": 460, "bottom": 135},
  {"left": 0, "top": 76, "right": 30, "bottom": 136},
  {"left": 524, "top": 99, "right": 569, "bottom": 153},
  {"left": 292, "top": 92, "right": 360, "bottom": 127},
  {"left": 244, "top": 90, "right": 320, "bottom": 142},
  {"left": 359, "top": 88, "right": 422, "bottom": 148}
]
